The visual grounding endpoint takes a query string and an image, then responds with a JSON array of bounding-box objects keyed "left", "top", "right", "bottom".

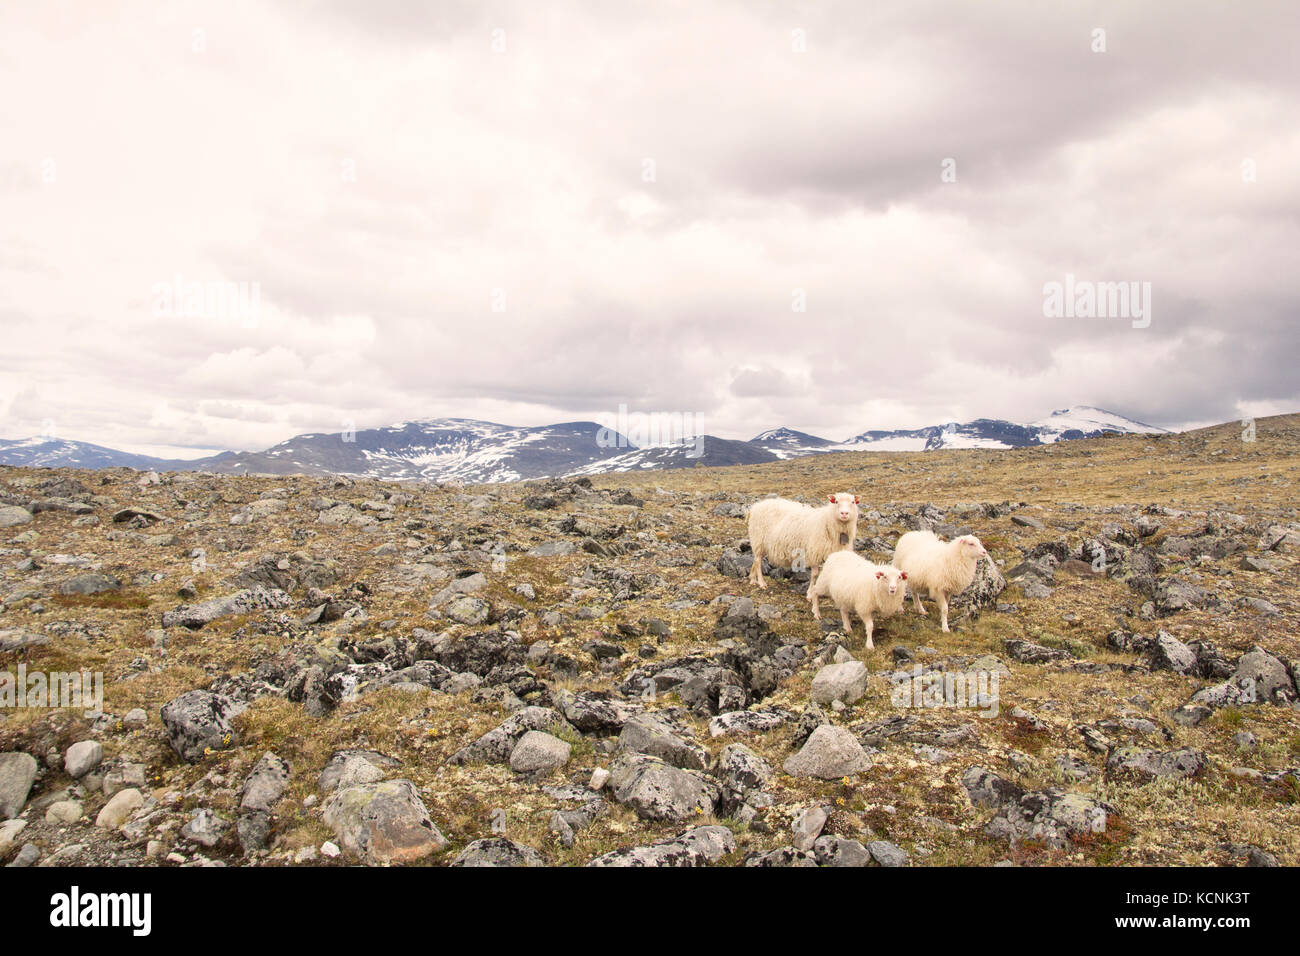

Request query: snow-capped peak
[{"left": 1032, "top": 405, "right": 1167, "bottom": 439}]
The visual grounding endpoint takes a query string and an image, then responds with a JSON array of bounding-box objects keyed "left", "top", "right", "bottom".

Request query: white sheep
[
  {"left": 747, "top": 492, "right": 859, "bottom": 598},
  {"left": 891, "top": 530, "right": 989, "bottom": 633},
  {"left": 808, "top": 551, "right": 907, "bottom": 650}
]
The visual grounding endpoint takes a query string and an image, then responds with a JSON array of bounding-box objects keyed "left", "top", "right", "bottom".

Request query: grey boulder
[
  {"left": 782, "top": 725, "right": 871, "bottom": 779},
  {"left": 0, "top": 753, "right": 38, "bottom": 819},
  {"left": 509, "top": 731, "right": 571, "bottom": 773},
  {"left": 451, "top": 837, "right": 546, "bottom": 867},
  {"left": 810, "top": 660, "right": 869, "bottom": 706},
  {"left": 323, "top": 779, "right": 447, "bottom": 865},
  {"left": 607, "top": 753, "right": 720, "bottom": 822},
  {"left": 617, "top": 712, "right": 708, "bottom": 770},
  {"left": 160, "top": 689, "right": 247, "bottom": 762},
  {"left": 587, "top": 826, "right": 735, "bottom": 867},
  {"left": 240, "top": 752, "right": 291, "bottom": 812}
]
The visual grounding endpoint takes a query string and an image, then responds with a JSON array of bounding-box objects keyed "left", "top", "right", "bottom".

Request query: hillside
[
  {"left": 0, "top": 405, "right": 1167, "bottom": 483},
  {"left": 0, "top": 413, "right": 1295, "bottom": 867}
]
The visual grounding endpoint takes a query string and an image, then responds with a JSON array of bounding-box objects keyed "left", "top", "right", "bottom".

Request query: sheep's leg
[
  {"left": 810, "top": 588, "right": 822, "bottom": 620},
  {"left": 863, "top": 614, "right": 875, "bottom": 651},
  {"left": 805, "top": 564, "right": 820, "bottom": 601},
  {"left": 839, "top": 606, "right": 853, "bottom": 634},
  {"left": 911, "top": 587, "right": 927, "bottom": 616},
  {"left": 750, "top": 548, "right": 766, "bottom": 589},
  {"left": 938, "top": 592, "right": 950, "bottom": 633}
]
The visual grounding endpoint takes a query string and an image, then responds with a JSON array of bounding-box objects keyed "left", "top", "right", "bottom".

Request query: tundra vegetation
[{"left": 0, "top": 414, "right": 1296, "bottom": 867}]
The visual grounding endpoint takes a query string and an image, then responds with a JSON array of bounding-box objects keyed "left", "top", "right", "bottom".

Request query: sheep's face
[
  {"left": 875, "top": 566, "right": 906, "bottom": 595},
  {"left": 957, "top": 535, "right": 989, "bottom": 560},
  {"left": 828, "top": 492, "right": 860, "bottom": 524}
]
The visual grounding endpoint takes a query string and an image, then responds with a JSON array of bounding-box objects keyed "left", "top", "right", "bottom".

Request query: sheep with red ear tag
[
  {"left": 808, "top": 551, "right": 907, "bottom": 650},
  {"left": 745, "top": 491, "right": 861, "bottom": 598}
]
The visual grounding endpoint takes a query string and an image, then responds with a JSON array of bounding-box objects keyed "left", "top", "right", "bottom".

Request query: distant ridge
[{"left": 0, "top": 405, "right": 1169, "bottom": 483}]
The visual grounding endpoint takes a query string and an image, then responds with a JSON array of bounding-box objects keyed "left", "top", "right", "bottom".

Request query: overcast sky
[{"left": 2, "top": 0, "right": 1298, "bottom": 457}]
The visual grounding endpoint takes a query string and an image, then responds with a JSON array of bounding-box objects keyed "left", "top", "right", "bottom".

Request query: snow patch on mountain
[
  {"left": 0, "top": 406, "right": 1173, "bottom": 482},
  {"left": 1030, "top": 405, "right": 1168, "bottom": 442}
]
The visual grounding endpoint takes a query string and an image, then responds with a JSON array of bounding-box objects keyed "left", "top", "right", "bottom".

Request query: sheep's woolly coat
[
  {"left": 810, "top": 552, "right": 907, "bottom": 631},
  {"left": 892, "top": 530, "right": 984, "bottom": 598},
  {"left": 746, "top": 495, "right": 858, "bottom": 576}
]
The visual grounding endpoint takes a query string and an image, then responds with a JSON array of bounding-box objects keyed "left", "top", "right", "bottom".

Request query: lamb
[
  {"left": 891, "top": 530, "right": 989, "bottom": 633},
  {"left": 747, "top": 492, "right": 860, "bottom": 599},
  {"left": 808, "top": 551, "right": 907, "bottom": 650}
]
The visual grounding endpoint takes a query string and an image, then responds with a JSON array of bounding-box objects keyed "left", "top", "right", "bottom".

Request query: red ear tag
[
  {"left": 853, "top": 495, "right": 860, "bottom": 504},
  {"left": 829, "top": 495, "right": 836, "bottom": 503},
  {"left": 901, "top": 572, "right": 907, "bottom": 579},
  {"left": 875, "top": 571, "right": 883, "bottom": 579}
]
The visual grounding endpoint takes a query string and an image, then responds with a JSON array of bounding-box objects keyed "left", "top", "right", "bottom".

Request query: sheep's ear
[
  {"left": 853, "top": 495, "right": 860, "bottom": 504},
  {"left": 828, "top": 495, "right": 836, "bottom": 503},
  {"left": 900, "top": 571, "right": 907, "bottom": 579},
  {"left": 875, "top": 571, "right": 883, "bottom": 579}
]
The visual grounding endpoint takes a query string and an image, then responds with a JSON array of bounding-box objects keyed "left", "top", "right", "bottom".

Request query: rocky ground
[{"left": 0, "top": 414, "right": 1296, "bottom": 867}]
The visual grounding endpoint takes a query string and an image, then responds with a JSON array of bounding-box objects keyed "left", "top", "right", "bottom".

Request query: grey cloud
[{"left": 0, "top": 0, "right": 1296, "bottom": 457}]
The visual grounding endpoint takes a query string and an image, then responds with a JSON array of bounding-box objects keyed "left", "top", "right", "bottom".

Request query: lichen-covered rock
[
  {"left": 1232, "top": 646, "right": 1297, "bottom": 705},
  {"left": 160, "top": 689, "right": 247, "bottom": 762},
  {"left": 451, "top": 837, "right": 546, "bottom": 867},
  {"left": 444, "top": 595, "right": 491, "bottom": 625},
  {"left": 1149, "top": 631, "right": 1196, "bottom": 674},
  {"left": 707, "top": 709, "right": 793, "bottom": 738},
  {"left": 323, "top": 779, "right": 447, "bottom": 865},
  {"left": 984, "top": 788, "right": 1115, "bottom": 849},
  {"left": 715, "top": 549, "right": 754, "bottom": 579},
  {"left": 1003, "top": 639, "right": 1071, "bottom": 664},
  {"left": 451, "top": 707, "right": 575, "bottom": 764},
  {"left": 866, "top": 840, "right": 910, "bottom": 867},
  {"left": 617, "top": 712, "right": 708, "bottom": 770},
  {"left": 58, "top": 573, "right": 121, "bottom": 596},
  {"left": 951, "top": 559, "right": 1007, "bottom": 611},
  {"left": 812, "top": 835, "right": 874, "bottom": 867},
  {"left": 587, "top": 826, "right": 735, "bottom": 867},
  {"left": 607, "top": 753, "right": 720, "bottom": 822},
  {"left": 240, "top": 752, "right": 291, "bottom": 812},
  {"left": 318, "top": 750, "right": 401, "bottom": 792},
  {"left": 714, "top": 743, "right": 774, "bottom": 810},
  {"left": 161, "top": 586, "right": 292, "bottom": 629},
  {"left": 961, "top": 766, "right": 1024, "bottom": 809},
  {"left": 0, "top": 505, "right": 34, "bottom": 528},
  {"left": 557, "top": 690, "right": 644, "bottom": 734},
  {"left": 744, "top": 845, "right": 819, "bottom": 867},
  {"left": 1106, "top": 746, "right": 1208, "bottom": 781},
  {"left": 181, "top": 808, "right": 232, "bottom": 847}
]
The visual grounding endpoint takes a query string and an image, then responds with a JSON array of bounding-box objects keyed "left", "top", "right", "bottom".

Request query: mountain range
[{"left": 0, "top": 406, "right": 1168, "bottom": 484}]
